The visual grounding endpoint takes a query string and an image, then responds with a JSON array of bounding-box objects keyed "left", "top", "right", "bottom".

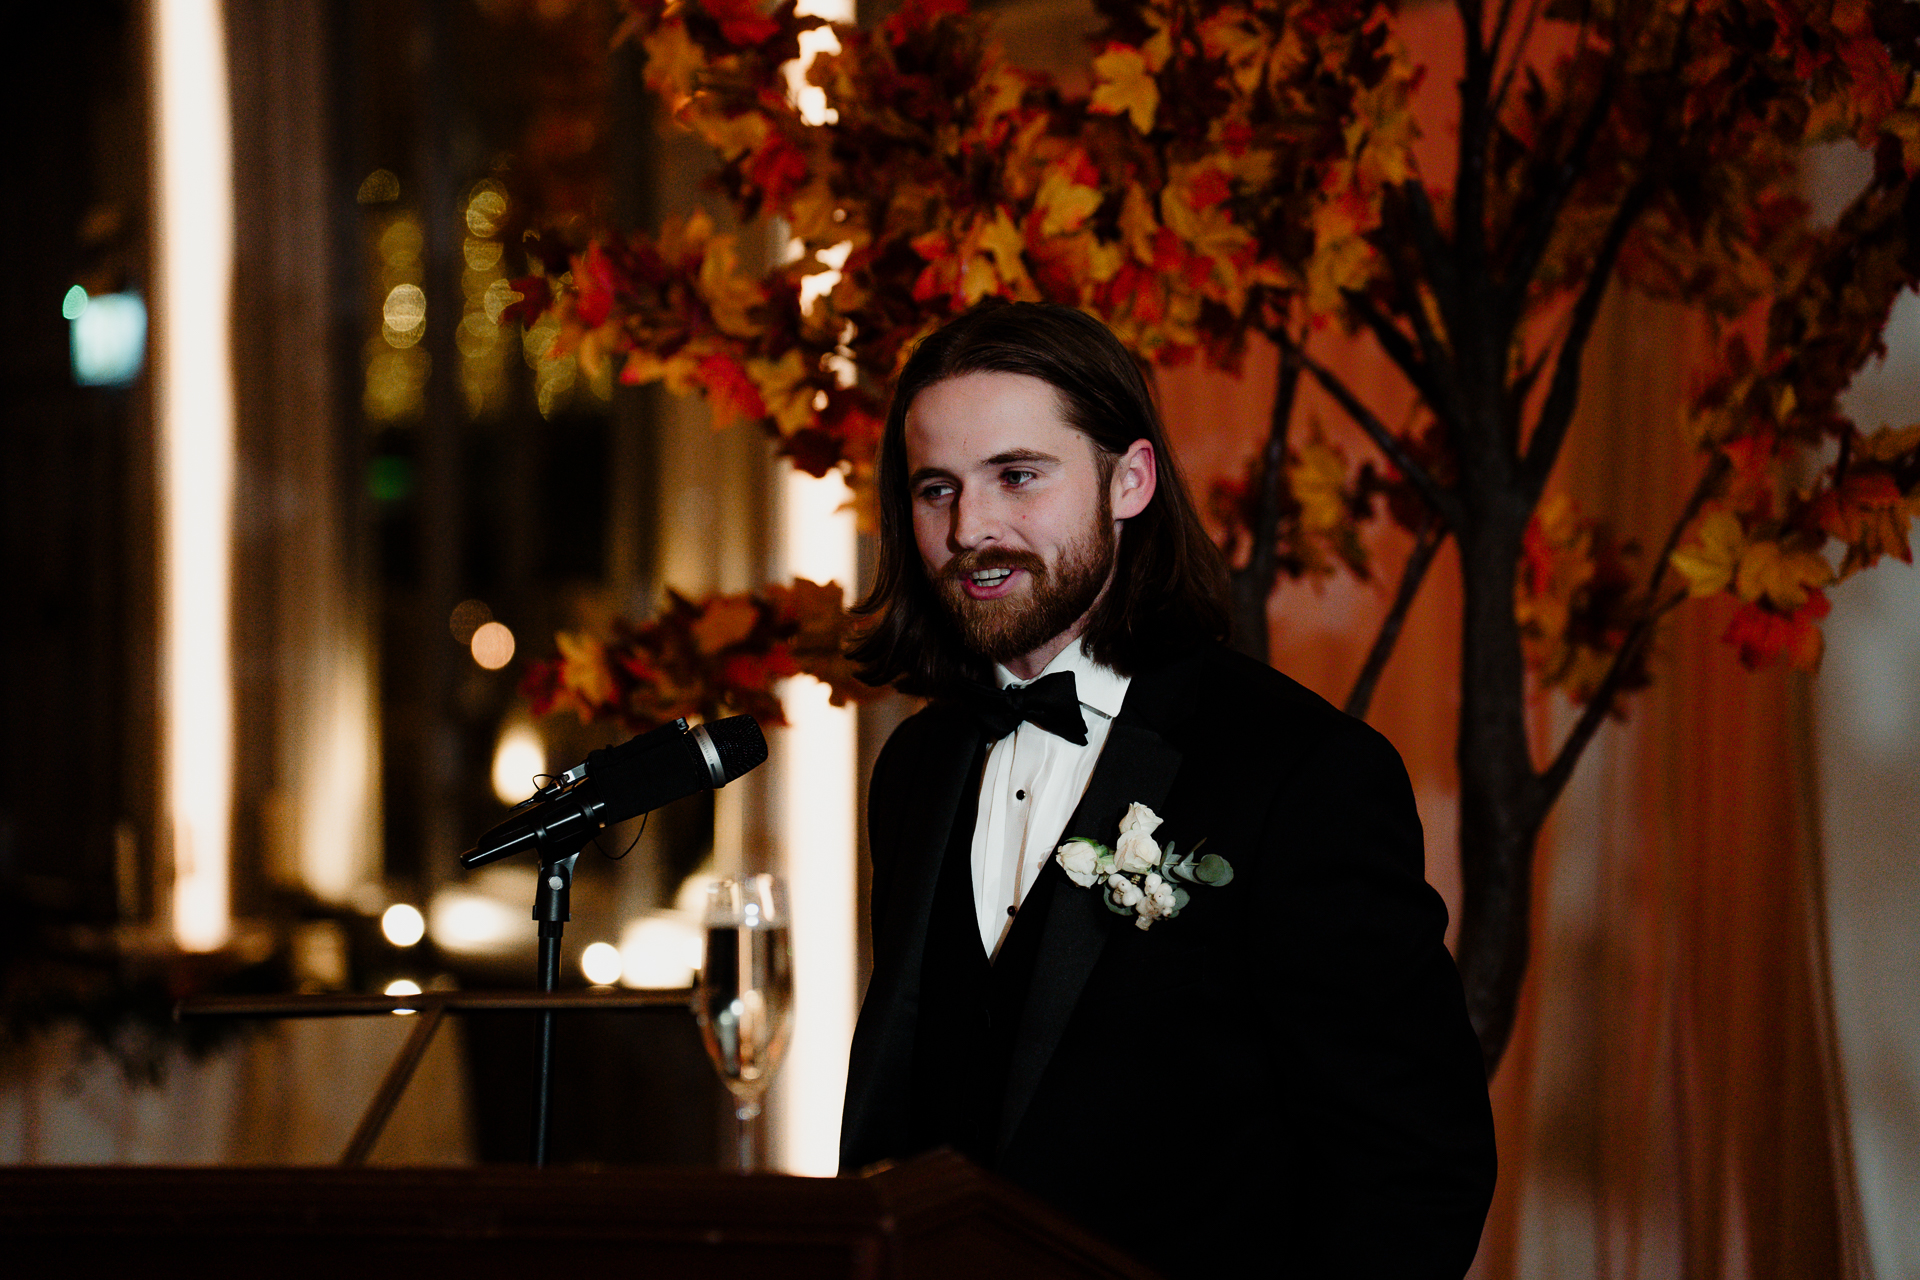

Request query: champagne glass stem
[{"left": 734, "top": 1098, "right": 762, "bottom": 1172}]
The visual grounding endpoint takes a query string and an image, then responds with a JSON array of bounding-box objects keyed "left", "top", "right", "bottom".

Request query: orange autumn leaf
[
  {"left": 691, "top": 597, "right": 762, "bottom": 654},
  {"left": 1090, "top": 45, "right": 1159, "bottom": 134}
]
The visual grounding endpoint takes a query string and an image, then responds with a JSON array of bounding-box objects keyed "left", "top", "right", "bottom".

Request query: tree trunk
[{"left": 1450, "top": 507, "right": 1546, "bottom": 1075}]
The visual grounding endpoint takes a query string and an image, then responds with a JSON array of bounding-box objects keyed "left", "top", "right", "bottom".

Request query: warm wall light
[
  {"left": 776, "top": 480, "right": 857, "bottom": 1175},
  {"left": 153, "top": 0, "right": 235, "bottom": 953},
  {"left": 771, "top": 0, "right": 860, "bottom": 1182}
]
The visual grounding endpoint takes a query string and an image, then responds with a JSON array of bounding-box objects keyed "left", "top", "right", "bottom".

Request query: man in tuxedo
[{"left": 839, "top": 302, "right": 1496, "bottom": 1277}]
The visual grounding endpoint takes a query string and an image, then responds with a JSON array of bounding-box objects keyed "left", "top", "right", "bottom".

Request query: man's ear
[{"left": 1111, "top": 439, "right": 1156, "bottom": 521}]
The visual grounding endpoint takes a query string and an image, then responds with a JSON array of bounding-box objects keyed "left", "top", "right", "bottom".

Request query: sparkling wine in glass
[{"left": 694, "top": 874, "right": 793, "bottom": 1171}]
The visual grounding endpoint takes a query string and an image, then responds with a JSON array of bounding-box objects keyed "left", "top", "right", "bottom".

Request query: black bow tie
[{"left": 960, "top": 670, "right": 1088, "bottom": 745}]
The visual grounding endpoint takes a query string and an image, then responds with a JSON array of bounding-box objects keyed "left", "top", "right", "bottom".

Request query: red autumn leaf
[
  {"left": 701, "top": 0, "right": 781, "bottom": 47},
  {"left": 882, "top": 0, "right": 967, "bottom": 46},
  {"left": 745, "top": 133, "right": 810, "bottom": 207},
  {"left": 500, "top": 275, "right": 552, "bottom": 327},
  {"left": 1187, "top": 168, "right": 1232, "bottom": 210},
  {"left": 573, "top": 243, "right": 619, "bottom": 328},
  {"left": 698, "top": 354, "right": 769, "bottom": 429},
  {"left": 1723, "top": 590, "right": 1832, "bottom": 670}
]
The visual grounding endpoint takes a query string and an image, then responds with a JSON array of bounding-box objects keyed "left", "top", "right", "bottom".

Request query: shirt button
[{"left": 1015, "top": 789, "right": 1026, "bottom": 800}]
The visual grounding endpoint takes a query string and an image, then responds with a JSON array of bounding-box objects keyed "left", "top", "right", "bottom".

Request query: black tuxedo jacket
[{"left": 840, "top": 640, "right": 1497, "bottom": 1278}]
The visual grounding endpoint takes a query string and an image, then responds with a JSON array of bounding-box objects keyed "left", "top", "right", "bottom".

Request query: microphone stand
[{"left": 530, "top": 849, "right": 581, "bottom": 1168}]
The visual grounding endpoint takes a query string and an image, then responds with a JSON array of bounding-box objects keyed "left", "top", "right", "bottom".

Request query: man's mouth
[{"left": 953, "top": 561, "right": 1032, "bottom": 599}]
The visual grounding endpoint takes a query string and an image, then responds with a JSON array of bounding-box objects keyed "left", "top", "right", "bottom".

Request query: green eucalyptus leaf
[
  {"left": 1195, "top": 853, "right": 1234, "bottom": 886},
  {"left": 1171, "top": 886, "right": 1191, "bottom": 911}
]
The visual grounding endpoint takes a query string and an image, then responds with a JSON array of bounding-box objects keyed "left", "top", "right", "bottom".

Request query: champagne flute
[{"left": 694, "top": 874, "right": 794, "bottom": 1171}]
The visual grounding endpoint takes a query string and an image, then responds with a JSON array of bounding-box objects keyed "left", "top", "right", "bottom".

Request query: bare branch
[
  {"left": 1230, "top": 340, "right": 1303, "bottom": 660},
  {"left": 1520, "top": 175, "right": 1654, "bottom": 499},
  {"left": 1536, "top": 452, "right": 1729, "bottom": 807},
  {"left": 1344, "top": 289, "right": 1446, "bottom": 414},
  {"left": 1346, "top": 519, "right": 1450, "bottom": 720},
  {"left": 1499, "top": 53, "right": 1623, "bottom": 312},
  {"left": 1489, "top": 0, "right": 1548, "bottom": 121},
  {"left": 1289, "top": 338, "right": 1466, "bottom": 531}
]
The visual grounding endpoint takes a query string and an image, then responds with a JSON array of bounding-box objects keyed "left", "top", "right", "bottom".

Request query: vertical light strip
[
  {"left": 153, "top": 0, "right": 235, "bottom": 952},
  {"left": 776, "top": 470, "right": 858, "bottom": 1176},
  {"left": 773, "top": 0, "right": 858, "bottom": 1174}
]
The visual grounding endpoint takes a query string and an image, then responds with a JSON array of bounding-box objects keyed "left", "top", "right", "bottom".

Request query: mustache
[{"left": 943, "top": 548, "right": 1046, "bottom": 581}]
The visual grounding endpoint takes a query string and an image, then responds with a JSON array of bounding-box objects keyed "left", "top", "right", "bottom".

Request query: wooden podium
[{"left": 0, "top": 1151, "right": 1162, "bottom": 1278}]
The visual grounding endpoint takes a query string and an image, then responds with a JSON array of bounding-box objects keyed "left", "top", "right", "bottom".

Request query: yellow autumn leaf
[
  {"left": 1035, "top": 165, "right": 1104, "bottom": 239},
  {"left": 979, "top": 63, "right": 1027, "bottom": 123},
  {"left": 692, "top": 108, "right": 769, "bottom": 163},
  {"left": 690, "top": 597, "right": 761, "bottom": 655},
  {"left": 658, "top": 209, "right": 717, "bottom": 264},
  {"left": 555, "top": 631, "right": 614, "bottom": 709},
  {"left": 976, "top": 207, "right": 1036, "bottom": 298},
  {"left": 1734, "top": 539, "right": 1833, "bottom": 610},
  {"left": 1120, "top": 185, "right": 1160, "bottom": 265},
  {"left": 1083, "top": 235, "right": 1125, "bottom": 284},
  {"left": 747, "top": 349, "right": 815, "bottom": 437},
  {"left": 1091, "top": 47, "right": 1159, "bottom": 135},
  {"left": 641, "top": 20, "right": 706, "bottom": 104},
  {"left": 1858, "top": 422, "right": 1920, "bottom": 461},
  {"left": 1290, "top": 441, "right": 1349, "bottom": 534},
  {"left": 1139, "top": 7, "right": 1173, "bottom": 72},
  {"left": 1670, "top": 509, "right": 1746, "bottom": 597},
  {"left": 698, "top": 236, "right": 766, "bottom": 339}
]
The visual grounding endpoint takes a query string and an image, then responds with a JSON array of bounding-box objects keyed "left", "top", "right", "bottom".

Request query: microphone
[{"left": 461, "top": 715, "right": 767, "bottom": 868}]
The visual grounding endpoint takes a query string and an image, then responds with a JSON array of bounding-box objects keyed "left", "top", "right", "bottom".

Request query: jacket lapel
[
  {"left": 840, "top": 713, "right": 982, "bottom": 1168},
  {"left": 994, "top": 711, "right": 1183, "bottom": 1154}
]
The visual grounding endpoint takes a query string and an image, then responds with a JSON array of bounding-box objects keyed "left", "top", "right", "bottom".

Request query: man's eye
[
  {"left": 916, "top": 482, "right": 953, "bottom": 502},
  {"left": 1002, "top": 469, "right": 1036, "bottom": 487}
]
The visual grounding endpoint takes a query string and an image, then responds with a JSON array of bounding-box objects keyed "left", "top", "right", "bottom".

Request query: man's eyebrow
[
  {"left": 985, "top": 448, "right": 1061, "bottom": 467},
  {"left": 907, "top": 465, "right": 954, "bottom": 489}
]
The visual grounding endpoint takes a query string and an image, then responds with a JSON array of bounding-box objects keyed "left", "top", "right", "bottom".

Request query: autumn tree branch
[
  {"left": 1289, "top": 338, "right": 1466, "bottom": 530},
  {"left": 1344, "top": 288, "right": 1450, "bottom": 419},
  {"left": 1345, "top": 517, "right": 1450, "bottom": 720},
  {"left": 1229, "top": 337, "right": 1303, "bottom": 660},
  {"left": 1499, "top": 54, "right": 1623, "bottom": 314},
  {"left": 1535, "top": 451, "right": 1729, "bottom": 808},
  {"left": 1519, "top": 174, "right": 1656, "bottom": 501}
]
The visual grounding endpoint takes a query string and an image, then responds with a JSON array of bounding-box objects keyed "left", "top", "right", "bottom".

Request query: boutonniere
[{"left": 1053, "top": 802, "right": 1234, "bottom": 931}]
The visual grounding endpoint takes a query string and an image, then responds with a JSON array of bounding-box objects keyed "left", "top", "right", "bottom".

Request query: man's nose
[{"left": 950, "top": 488, "right": 1002, "bottom": 550}]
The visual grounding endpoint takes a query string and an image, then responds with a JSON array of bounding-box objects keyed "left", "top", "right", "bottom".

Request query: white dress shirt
[{"left": 970, "top": 641, "right": 1131, "bottom": 958}]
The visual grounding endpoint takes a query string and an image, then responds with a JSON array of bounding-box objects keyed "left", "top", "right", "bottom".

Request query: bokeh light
[
  {"left": 449, "top": 598, "right": 492, "bottom": 645},
  {"left": 470, "top": 621, "right": 515, "bottom": 670},
  {"left": 618, "top": 912, "right": 702, "bottom": 989},
  {"left": 491, "top": 720, "right": 544, "bottom": 805},
  {"left": 381, "top": 902, "right": 426, "bottom": 947},
  {"left": 357, "top": 169, "right": 400, "bottom": 204},
  {"left": 580, "top": 941, "right": 624, "bottom": 987}
]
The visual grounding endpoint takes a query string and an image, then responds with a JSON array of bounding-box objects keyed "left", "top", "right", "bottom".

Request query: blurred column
[
  {"left": 772, "top": 0, "right": 859, "bottom": 1178},
  {"left": 151, "top": 0, "right": 234, "bottom": 951}
]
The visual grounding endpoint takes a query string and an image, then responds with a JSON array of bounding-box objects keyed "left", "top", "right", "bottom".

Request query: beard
[{"left": 930, "top": 501, "right": 1117, "bottom": 666}]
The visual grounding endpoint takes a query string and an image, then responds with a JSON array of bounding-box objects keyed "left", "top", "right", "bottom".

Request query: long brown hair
[{"left": 849, "top": 301, "right": 1230, "bottom": 694}]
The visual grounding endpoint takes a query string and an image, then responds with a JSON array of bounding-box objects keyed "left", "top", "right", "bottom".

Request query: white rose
[
  {"left": 1056, "top": 839, "right": 1103, "bottom": 888},
  {"left": 1107, "top": 873, "right": 1144, "bottom": 908},
  {"left": 1114, "top": 829, "right": 1160, "bottom": 874},
  {"left": 1117, "top": 802, "right": 1163, "bottom": 838}
]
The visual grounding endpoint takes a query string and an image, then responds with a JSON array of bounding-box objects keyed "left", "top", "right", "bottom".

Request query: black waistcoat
[{"left": 907, "top": 761, "right": 1063, "bottom": 1167}]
